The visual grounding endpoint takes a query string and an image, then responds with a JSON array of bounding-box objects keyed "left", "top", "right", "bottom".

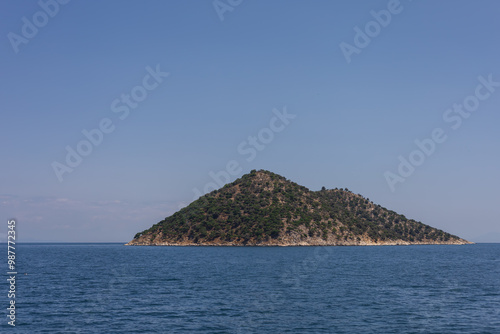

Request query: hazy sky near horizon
[{"left": 1, "top": 0, "right": 499, "bottom": 242}]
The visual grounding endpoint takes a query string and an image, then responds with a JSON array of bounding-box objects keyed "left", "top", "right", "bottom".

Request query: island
[{"left": 127, "top": 170, "right": 471, "bottom": 246}]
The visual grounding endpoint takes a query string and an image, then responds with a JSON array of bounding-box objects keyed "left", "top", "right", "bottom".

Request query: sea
[{"left": 3, "top": 243, "right": 499, "bottom": 333}]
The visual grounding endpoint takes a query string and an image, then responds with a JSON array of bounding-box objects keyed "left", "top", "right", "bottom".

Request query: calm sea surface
[{"left": 4, "top": 243, "right": 499, "bottom": 333}]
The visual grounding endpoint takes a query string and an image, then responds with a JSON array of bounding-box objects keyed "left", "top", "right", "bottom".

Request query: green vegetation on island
[{"left": 128, "top": 170, "right": 470, "bottom": 246}]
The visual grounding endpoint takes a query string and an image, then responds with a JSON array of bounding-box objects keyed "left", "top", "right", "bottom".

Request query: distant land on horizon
[{"left": 127, "top": 170, "right": 472, "bottom": 246}]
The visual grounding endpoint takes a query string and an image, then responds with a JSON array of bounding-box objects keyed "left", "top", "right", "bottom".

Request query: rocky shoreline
[{"left": 126, "top": 237, "right": 473, "bottom": 247}]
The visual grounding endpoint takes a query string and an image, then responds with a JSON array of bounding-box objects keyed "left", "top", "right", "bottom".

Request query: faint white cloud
[{"left": 0, "top": 195, "right": 181, "bottom": 242}]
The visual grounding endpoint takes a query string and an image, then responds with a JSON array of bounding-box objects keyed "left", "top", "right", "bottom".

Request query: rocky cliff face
[{"left": 127, "top": 170, "right": 471, "bottom": 246}]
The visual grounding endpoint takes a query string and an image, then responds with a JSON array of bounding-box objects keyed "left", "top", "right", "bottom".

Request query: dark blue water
[{"left": 3, "top": 243, "right": 499, "bottom": 333}]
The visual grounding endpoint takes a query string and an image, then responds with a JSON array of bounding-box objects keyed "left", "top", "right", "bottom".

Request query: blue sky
[{"left": 1, "top": 0, "right": 499, "bottom": 242}]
